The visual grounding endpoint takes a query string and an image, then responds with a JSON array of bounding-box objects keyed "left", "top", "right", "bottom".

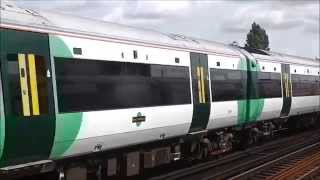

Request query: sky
[{"left": 3, "top": 0, "right": 320, "bottom": 58}]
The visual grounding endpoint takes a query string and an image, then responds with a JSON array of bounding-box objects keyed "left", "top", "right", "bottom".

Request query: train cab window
[
  {"left": 6, "top": 54, "right": 48, "bottom": 117},
  {"left": 55, "top": 58, "right": 191, "bottom": 113}
]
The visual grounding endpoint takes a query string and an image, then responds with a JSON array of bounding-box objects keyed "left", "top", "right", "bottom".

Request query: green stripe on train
[
  {"left": 50, "top": 113, "right": 83, "bottom": 158},
  {"left": 0, "top": 30, "right": 5, "bottom": 160},
  {"left": 237, "top": 56, "right": 264, "bottom": 125},
  {"left": 0, "top": 86, "right": 4, "bottom": 160},
  {"left": 49, "top": 35, "right": 84, "bottom": 158},
  {"left": 0, "top": 117, "right": 4, "bottom": 160}
]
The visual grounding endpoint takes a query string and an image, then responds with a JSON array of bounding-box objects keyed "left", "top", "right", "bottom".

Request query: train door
[
  {"left": 0, "top": 29, "right": 55, "bottom": 166},
  {"left": 189, "top": 52, "right": 210, "bottom": 132},
  {"left": 280, "top": 64, "right": 292, "bottom": 117}
]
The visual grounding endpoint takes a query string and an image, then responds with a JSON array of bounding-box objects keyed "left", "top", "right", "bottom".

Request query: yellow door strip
[
  {"left": 200, "top": 67, "right": 206, "bottom": 103},
  {"left": 289, "top": 75, "right": 293, "bottom": 97},
  {"left": 196, "top": 66, "right": 207, "bottom": 104},
  {"left": 197, "top": 66, "right": 203, "bottom": 103},
  {"left": 283, "top": 74, "right": 287, "bottom": 97},
  {"left": 28, "top": 54, "right": 40, "bottom": 115},
  {"left": 286, "top": 73, "right": 290, "bottom": 97},
  {"left": 18, "top": 54, "right": 31, "bottom": 116},
  {"left": 283, "top": 73, "right": 289, "bottom": 98}
]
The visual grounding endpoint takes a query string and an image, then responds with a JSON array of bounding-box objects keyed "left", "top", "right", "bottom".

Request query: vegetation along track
[{"left": 149, "top": 129, "right": 320, "bottom": 180}]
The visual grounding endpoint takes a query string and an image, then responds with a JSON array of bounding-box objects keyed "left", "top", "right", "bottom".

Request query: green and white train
[{"left": 0, "top": 2, "right": 319, "bottom": 179}]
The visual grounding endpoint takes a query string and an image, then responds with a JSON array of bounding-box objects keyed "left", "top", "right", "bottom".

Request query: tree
[{"left": 245, "top": 22, "right": 270, "bottom": 50}]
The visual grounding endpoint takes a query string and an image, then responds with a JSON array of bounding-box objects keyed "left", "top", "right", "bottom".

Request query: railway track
[
  {"left": 149, "top": 128, "right": 320, "bottom": 180},
  {"left": 229, "top": 142, "right": 320, "bottom": 180}
]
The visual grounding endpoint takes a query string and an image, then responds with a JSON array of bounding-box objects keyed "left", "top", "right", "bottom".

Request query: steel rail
[{"left": 148, "top": 129, "right": 320, "bottom": 180}]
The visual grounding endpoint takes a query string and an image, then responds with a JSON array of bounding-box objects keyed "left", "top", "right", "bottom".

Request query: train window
[
  {"left": 175, "top": 57, "right": 180, "bottom": 63},
  {"left": 292, "top": 74, "right": 320, "bottom": 96},
  {"left": 73, "top": 48, "right": 82, "bottom": 55},
  {"left": 7, "top": 54, "right": 22, "bottom": 116},
  {"left": 256, "top": 72, "right": 282, "bottom": 98},
  {"left": 133, "top": 50, "right": 138, "bottom": 59},
  {"left": 211, "top": 69, "right": 281, "bottom": 101},
  {"left": 55, "top": 58, "right": 191, "bottom": 113},
  {"left": 211, "top": 69, "right": 246, "bottom": 101}
]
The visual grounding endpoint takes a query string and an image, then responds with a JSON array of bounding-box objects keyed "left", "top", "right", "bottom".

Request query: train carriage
[{"left": 0, "top": 2, "right": 319, "bottom": 179}]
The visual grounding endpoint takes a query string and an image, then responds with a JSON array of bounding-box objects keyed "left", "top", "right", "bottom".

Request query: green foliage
[{"left": 245, "top": 22, "right": 270, "bottom": 50}]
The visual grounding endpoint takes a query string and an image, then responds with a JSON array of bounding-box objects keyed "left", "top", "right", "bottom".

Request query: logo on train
[{"left": 132, "top": 112, "right": 146, "bottom": 127}]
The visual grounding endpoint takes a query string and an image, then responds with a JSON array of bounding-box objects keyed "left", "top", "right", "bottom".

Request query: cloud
[
  {"left": 103, "top": 1, "right": 192, "bottom": 26},
  {"left": 304, "top": 21, "right": 319, "bottom": 34},
  {"left": 220, "top": 1, "right": 319, "bottom": 33}
]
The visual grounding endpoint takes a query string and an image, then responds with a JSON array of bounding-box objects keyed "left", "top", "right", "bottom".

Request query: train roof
[
  {"left": 251, "top": 51, "right": 319, "bottom": 67},
  {"left": 0, "top": 1, "right": 240, "bottom": 57},
  {"left": 0, "top": 1, "right": 319, "bottom": 67}
]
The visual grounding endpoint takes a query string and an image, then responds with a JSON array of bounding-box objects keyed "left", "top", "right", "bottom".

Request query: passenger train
[{"left": 0, "top": 2, "right": 319, "bottom": 179}]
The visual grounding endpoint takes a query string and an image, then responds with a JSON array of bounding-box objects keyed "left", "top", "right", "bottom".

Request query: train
[{"left": 0, "top": 2, "right": 319, "bottom": 179}]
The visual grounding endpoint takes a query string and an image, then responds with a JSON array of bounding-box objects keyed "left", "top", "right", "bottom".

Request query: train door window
[{"left": 7, "top": 53, "right": 48, "bottom": 117}]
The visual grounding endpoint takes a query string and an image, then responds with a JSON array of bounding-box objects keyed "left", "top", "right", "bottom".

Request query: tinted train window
[
  {"left": 211, "top": 69, "right": 247, "bottom": 101},
  {"left": 292, "top": 74, "right": 320, "bottom": 96},
  {"left": 55, "top": 58, "right": 191, "bottom": 113},
  {"left": 256, "top": 72, "right": 282, "bottom": 98},
  {"left": 7, "top": 54, "right": 22, "bottom": 116},
  {"left": 211, "top": 69, "right": 282, "bottom": 101}
]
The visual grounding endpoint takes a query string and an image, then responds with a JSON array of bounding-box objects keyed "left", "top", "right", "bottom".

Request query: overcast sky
[{"left": 7, "top": 0, "right": 320, "bottom": 58}]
